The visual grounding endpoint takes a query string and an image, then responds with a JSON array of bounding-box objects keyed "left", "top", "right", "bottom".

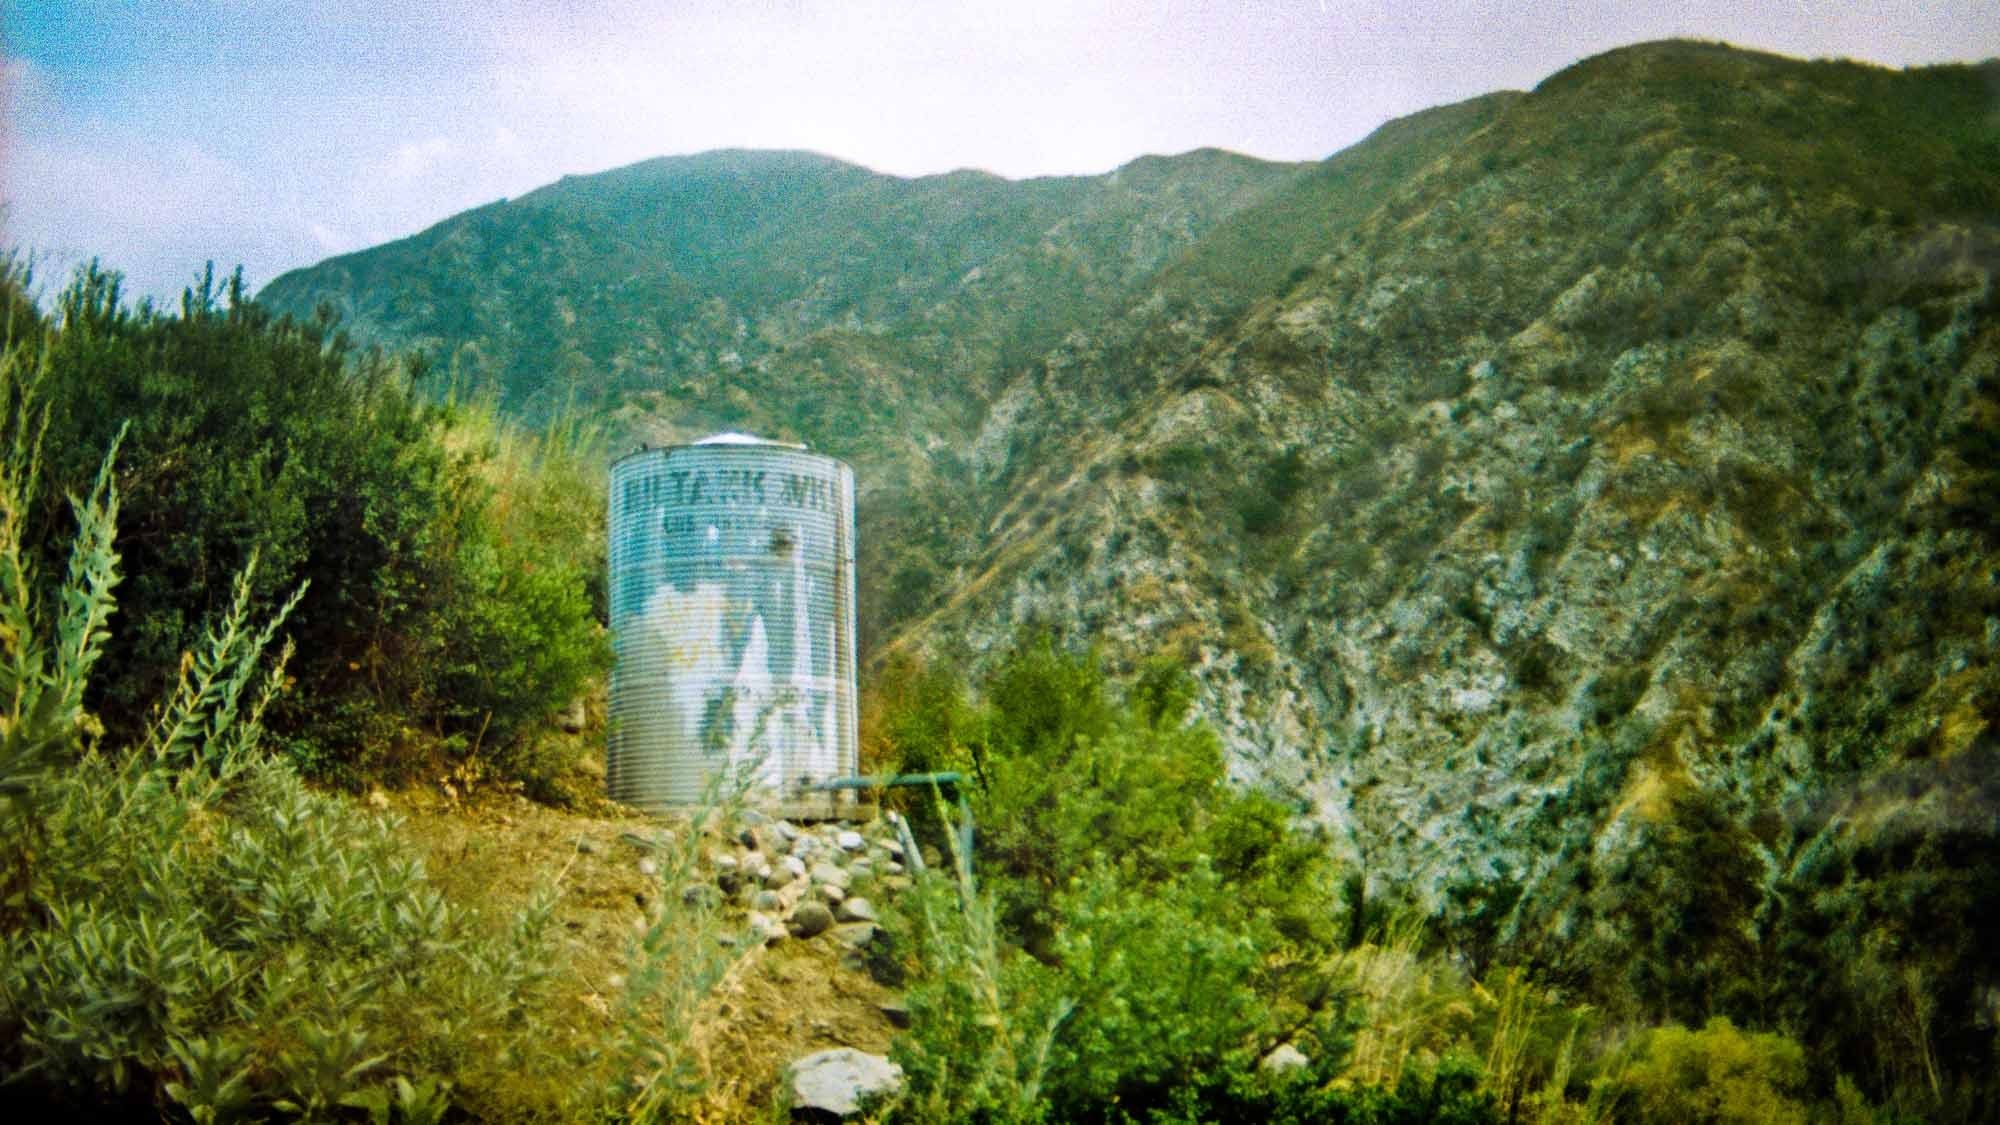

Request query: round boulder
[
  {"left": 789, "top": 900, "right": 834, "bottom": 939},
  {"left": 787, "top": 1048, "right": 903, "bottom": 1118}
]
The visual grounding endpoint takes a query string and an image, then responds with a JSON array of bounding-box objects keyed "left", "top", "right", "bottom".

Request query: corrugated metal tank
[{"left": 606, "top": 434, "right": 858, "bottom": 810}]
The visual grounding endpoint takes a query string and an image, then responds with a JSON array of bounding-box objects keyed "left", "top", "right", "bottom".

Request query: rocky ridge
[{"left": 886, "top": 43, "right": 2000, "bottom": 946}]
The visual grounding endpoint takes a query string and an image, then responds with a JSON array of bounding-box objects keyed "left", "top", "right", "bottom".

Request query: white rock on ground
[
  {"left": 836, "top": 829, "right": 865, "bottom": 851},
  {"left": 787, "top": 1048, "right": 903, "bottom": 1118},
  {"left": 834, "top": 897, "right": 877, "bottom": 924},
  {"left": 810, "top": 861, "right": 852, "bottom": 889},
  {"left": 1261, "top": 1043, "right": 1310, "bottom": 1075},
  {"left": 747, "top": 911, "right": 785, "bottom": 944}
]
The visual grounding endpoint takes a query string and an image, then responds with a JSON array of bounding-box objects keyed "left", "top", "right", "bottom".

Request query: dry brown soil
[{"left": 381, "top": 778, "right": 904, "bottom": 1122}]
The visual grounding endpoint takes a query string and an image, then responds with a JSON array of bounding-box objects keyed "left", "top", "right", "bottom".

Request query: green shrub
[
  {"left": 1595, "top": 1018, "right": 1814, "bottom": 1125},
  {"left": 889, "top": 849, "right": 1072, "bottom": 1124},
  {"left": 962, "top": 635, "right": 1339, "bottom": 954},
  {"left": 6, "top": 753, "right": 558, "bottom": 1117},
  {"left": 1032, "top": 860, "right": 1293, "bottom": 1118},
  {"left": 19, "top": 262, "right": 606, "bottom": 785},
  {"left": 1240, "top": 446, "right": 1309, "bottom": 538},
  {"left": 882, "top": 636, "right": 1350, "bottom": 1120},
  {"left": 1583, "top": 786, "right": 1763, "bottom": 1023},
  {"left": 866, "top": 652, "right": 986, "bottom": 851},
  {"left": 1147, "top": 1054, "right": 1499, "bottom": 1125},
  {"left": 888, "top": 834, "right": 1353, "bottom": 1125},
  {"left": 0, "top": 342, "right": 125, "bottom": 917}
]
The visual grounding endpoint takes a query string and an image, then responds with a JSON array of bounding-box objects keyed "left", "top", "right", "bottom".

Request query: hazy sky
[{"left": 6, "top": 1, "right": 1998, "bottom": 304}]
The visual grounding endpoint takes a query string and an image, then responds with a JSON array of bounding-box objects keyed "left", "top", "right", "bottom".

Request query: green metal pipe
[{"left": 808, "top": 772, "right": 974, "bottom": 875}]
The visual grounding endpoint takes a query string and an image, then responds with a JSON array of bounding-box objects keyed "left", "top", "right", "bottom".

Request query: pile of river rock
[
  {"left": 622, "top": 810, "right": 929, "bottom": 1116},
  {"left": 682, "top": 810, "right": 927, "bottom": 963}
]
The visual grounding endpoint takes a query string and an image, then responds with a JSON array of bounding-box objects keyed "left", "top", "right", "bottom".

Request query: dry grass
[
  {"left": 1331, "top": 919, "right": 1475, "bottom": 1088},
  {"left": 384, "top": 784, "right": 907, "bottom": 1122}
]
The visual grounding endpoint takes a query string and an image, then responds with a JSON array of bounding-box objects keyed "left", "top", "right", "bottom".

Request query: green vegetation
[
  {"left": 1596, "top": 1018, "right": 1816, "bottom": 1125},
  {"left": 10, "top": 34, "right": 2000, "bottom": 1123},
  {"left": 14, "top": 262, "right": 605, "bottom": 786},
  {"left": 860, "top": 633, "right": 1980, "bottom": 1123},
  {"left": 876, "top": 641, "right": 1348, "bottom": 1120},
  {"left": 0, "top": 340, "right": 729, "bottom": 1120}
]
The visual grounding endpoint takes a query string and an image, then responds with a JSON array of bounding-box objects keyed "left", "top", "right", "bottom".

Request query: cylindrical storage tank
[{"left": 606, "top": 434, "right": 858, "bottom": 810}]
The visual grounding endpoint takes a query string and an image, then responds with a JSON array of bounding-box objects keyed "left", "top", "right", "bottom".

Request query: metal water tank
[{"left": 606, "top": 434, "right": 858, "bottom": 810}]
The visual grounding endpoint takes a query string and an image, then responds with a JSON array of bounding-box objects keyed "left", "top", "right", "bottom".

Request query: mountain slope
[
  {"left": 260, "top": 146, "right": 1315, "bottom": 647},
  {"left": 260, "top": 146, "right": 1304, "bottom": 418},
  {"left": 887, "top": 42, "right": 2000, "bottom": 981}
]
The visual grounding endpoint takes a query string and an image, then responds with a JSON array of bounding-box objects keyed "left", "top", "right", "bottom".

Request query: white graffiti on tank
[{"left": 639, "top": 530, "right": 837, "bottom": 794}]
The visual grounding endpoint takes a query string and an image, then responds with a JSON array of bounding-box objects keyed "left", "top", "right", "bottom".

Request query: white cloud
[
  {"left": 0, "top": 53, "right": 52, "bottom": 119},
  {"left": 386, "top": 136, "right": 456, "bottom": 180},
  {"left": 309, "top": 223, "right": 347, "bottom": 252}
]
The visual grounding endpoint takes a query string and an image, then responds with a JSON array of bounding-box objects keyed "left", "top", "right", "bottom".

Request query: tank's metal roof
[
  {"left": 694, "top": 431, "right": 808, "bottom": 449},
  {"left": 612, "top": 432, "right": 843, "bottom": 468}
]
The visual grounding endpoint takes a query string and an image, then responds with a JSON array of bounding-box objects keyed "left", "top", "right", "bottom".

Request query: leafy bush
[
  {"left": 1584, "top": 786, "right": 1763, "bottom": 1024},
  {"left": 889, "top": 849, "right": 1073, "bottom": 1124},
  {"left": 1595, "top": 1018, "right": 1814, "bottom": 1125},
  {"left": 1147, "top": 1054, "right": 1499, "bottom": 1125},
  {"left": 863, "top": 652, "right": 987, "bottom": 850},
  {"left": 7, "top": 753, "right": 558, "bottom": 1118},
  {"left": 948, "top": 638, "right": 1341, "bottom": 954},
  {"left": 1240, "top": 446, "right": 1309, "bottom": 538},
  {"left": 891, "top": 859, "right": 1500, "bottom": 1125},
  {"left": 1031, "top": 860, "right": 1300, "bottom": 1117},
  {"left": 880, "top": 636, "right": 1352, "bottom": 1120},
  {"left": 18, "top": 262, "right": 605, "bottom": 785}
]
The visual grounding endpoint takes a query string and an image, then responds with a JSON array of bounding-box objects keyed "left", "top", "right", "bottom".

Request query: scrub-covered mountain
[
  {"left": 266, "top": 39, "right": 2000, "bottom": 1105},
  {"left": 918, "top": 38, "right": 2000, "bottom": 868},
  {"left": 260, "top": 145, "right": 1313, "bottom": 647}
]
